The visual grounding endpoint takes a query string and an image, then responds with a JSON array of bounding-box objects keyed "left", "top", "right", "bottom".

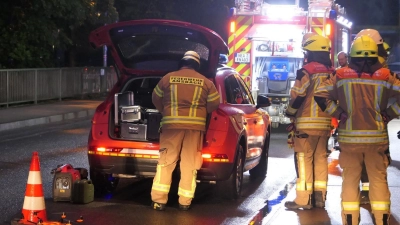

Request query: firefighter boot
[
  {"left": 284, "top": 195, "right": 313, "bottom": 210},
  {"left": 179, "top": 204, "right": 191, "bottom": 211},
  {"left": 313, "top": 191, "right": 325, "bottom": 208},
  {"left": 343, "top": 214, "right": 360, "bottom": 225},
  {"left": 359, "top": 190, "right": 370, "bottom": 205},
  {"left": 374, "top": 213, "right": 390, "bottom": 225},
  {"left": 151, "top": 202, "right": 166, "bottom": 211}
]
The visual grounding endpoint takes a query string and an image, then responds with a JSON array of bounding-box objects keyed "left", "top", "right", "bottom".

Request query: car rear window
[{"left": 109, "top": 25, "right": 210, "bottom": 71}]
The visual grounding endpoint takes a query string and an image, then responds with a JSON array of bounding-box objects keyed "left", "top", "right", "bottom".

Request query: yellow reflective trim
[
  {"left": 338, "top": 136, "right": 388, "bottom": 144},
  {"left": 390, "top": 102, "right": 400, "bottom": 116},
  {"left": 162, "top": 116, "right": 206, "bottom": 122},
  {"left": 178, "top": 187, "right": 195, "bottom": 198},
  {"left": 170, "top": 76, "right": 204, "bottom": 86},
  {"left": 207, "top": 91, "right": 220, "bottom": 102},
  {"left": 291, "top": 80, "right": 310, "bottom": 94},
  {"left": 296, "top": 123, "right": 331, "bottom": 130},
  {"left": 170, "top": 84, "right": 178, "bottom": 116},
  {"left": 152, "top": 183, "right": 171, "bottom": 193},
  {"left": 306, "top": 183, "right": 313, "bottom": 191},
  {"left": 371, "top": 201, "right": 390, "bottom": 211},
  {"left": 314, "top": 180, "right": 327, "bottom": 189},
  {"left": 297, "top": 153, "right": 306, "bottom": 191},
  {"left": 342, "top": 202, "right": 360, "bottom": 211},
  {"left": 339, "top": 129, "right": 388, "bottom": 136},
  {"left": 154, "top": 85, "right": 164, "bottom": 97},
  {"left": 189, "top": 86, "right": 202, "bottom": 117},
  {"left": 325, "top": 101, "right": 338, "bottom": 115},
  {"left": 296, "top": 117, "right": 331, "bottom": 123}
]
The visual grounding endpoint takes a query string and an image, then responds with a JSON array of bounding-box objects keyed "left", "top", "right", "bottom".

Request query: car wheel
[
  {"left": 90, "top": 169, "right": 119, "bottom": 195},
  {"left": 249, "top": 133, "right": 270, "bottom": 179},
  {"left": 218, "top": 144, "right": 244, "bottom": 200}
]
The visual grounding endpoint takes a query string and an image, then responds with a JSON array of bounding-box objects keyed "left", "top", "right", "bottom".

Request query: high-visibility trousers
[
  {"left": 293, "top": 133, "right": 328, "bottom": 205},
  {"left": 339, "top": 146, "right": 390, "bottom": 224},
  {"left": 151, "top": 129, "right": 203, "bottom": 206}
]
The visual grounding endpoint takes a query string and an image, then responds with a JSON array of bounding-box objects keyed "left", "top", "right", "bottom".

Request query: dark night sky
[{"left": 267, "top": 0, "right": 399, "bottom": 26}]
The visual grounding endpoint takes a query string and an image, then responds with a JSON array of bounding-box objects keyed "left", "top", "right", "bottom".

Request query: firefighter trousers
[
  {"left": 293, "top": 133, "right": 328, "bottom": 205},
  {"left": 339, "top": 148, "right": 391, "bottom": 225},
  {"left": 151, "top": 129, "right": 203, "bottom": 206}
]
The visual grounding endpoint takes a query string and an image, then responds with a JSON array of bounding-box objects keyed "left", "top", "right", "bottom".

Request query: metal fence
[{"left": 0, "top": 67, "right": 117, "bottom": 107}]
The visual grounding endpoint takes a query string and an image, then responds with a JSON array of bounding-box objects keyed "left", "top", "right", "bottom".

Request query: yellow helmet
[
  {"left": 355, "top": 29, "right": 383, "bottom": 45},
  {"left": 302, "top": 35, "right": 331, "bottom": 52},
  {"left": 350, "top": 35, "right": 378, "bottom": 58},
  {"left": 301, "top": 32, "right": 316, "bottom": 46}
]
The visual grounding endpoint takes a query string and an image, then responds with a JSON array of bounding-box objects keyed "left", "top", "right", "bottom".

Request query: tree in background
[
  {"left": 0, "top": 0, "right": 118, "bottom": 68},
  {"left": 0, "top": 0, "right": 234, "bottom": 68}
]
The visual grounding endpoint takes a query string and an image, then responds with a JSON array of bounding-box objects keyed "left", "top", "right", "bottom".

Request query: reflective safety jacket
[
  {"left": 314, "top": 67, "right": 400, "bottom": 147},
  {"left": 286, "top": 62, "right": 334, "bottom": 136},
  {"left": 152, "top": 68, "right": 220, "bottom": 131}
]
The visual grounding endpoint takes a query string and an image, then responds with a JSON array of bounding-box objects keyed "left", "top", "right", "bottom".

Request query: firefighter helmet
[
  {"left": 355, "top": 29, "right": 383, "bottom": 45},
  {"left": 302, "top": 35, "right": 331, "bottom": 52},
  {"left": 182, "top": 51, "right": 201, "bottom": 65},
  {"left": 350, "top": 35, "right": 378, "bottom": 58},
  {"left": 301, "top": 32, "right": 316, "bottom": 46}
]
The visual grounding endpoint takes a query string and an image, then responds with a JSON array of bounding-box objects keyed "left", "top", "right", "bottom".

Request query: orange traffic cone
[{"left": 21, "top": 151, "right": 47, "bottom": 223}]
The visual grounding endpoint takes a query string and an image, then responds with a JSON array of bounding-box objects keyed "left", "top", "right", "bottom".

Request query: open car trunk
[{"left": 109, "top": 76, "right": 163, "bottom": 141}]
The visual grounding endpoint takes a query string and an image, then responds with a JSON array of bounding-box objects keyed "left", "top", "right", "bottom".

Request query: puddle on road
[
  {"left": 248, "top": 180, "right": 296, "bottom": 225},
  {"left": 248, "top": 151, "right": 342, "bottom": 224}
]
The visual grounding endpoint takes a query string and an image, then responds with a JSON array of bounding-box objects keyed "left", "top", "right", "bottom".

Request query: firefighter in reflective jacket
[
  {"left": 150, "top": 51, "right": 220, "bottom": 211},
  {"left": 284, "top": 34, "right": 334, "bottom": 210},
  {"left": 314, "top": 35, "right": 400, "bottom": 225},
  {"left": 354, "top": 29, "right": 392, "bottom": 205}
]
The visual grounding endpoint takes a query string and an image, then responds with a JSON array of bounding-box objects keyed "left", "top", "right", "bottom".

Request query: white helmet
[{"left": 355, "top": 29, "right": 383, "bottom": 45}]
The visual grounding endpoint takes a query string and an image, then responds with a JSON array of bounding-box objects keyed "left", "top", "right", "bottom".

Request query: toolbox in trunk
[
  {"left": 120, "top": 105, "right": 145, "bottom": 123},
  {"left": 120, "top": 123, "right": 147, "bottom": 140},
  {"left": 72, "top": 179, "right": 94, "bottom": 204},
  {"left": 146, "top": 109, "right": 162, "bottom": 141},
  {"left": 114, "top": 91, "right": 134, "bottom": 125}
]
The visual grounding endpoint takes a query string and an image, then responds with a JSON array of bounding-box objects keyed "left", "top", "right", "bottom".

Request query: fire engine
[{"left": 228, "top": 0, "right": 352, "bottom": 128}]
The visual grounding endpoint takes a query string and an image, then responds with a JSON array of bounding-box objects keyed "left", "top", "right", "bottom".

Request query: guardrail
[{"left": 0, "top": 67, "right": 117, "bottom": 107}]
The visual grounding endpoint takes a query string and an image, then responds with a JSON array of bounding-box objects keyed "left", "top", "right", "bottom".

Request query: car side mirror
[{"left": 256, "top": 95, "right": 271, "bottom": 109}]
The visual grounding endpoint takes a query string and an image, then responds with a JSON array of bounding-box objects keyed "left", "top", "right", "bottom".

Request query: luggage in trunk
[
  {"left": 72, "top": 179, "right": 94, "bottom": 204},
  {"left": 120, "top": 123, "right": 147, "bottom": 140},
  {"left": 146, "top": 109, "right": 162, "bottom": 141}
]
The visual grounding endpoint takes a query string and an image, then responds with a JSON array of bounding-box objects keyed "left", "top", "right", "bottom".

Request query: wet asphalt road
[{"left": 0, "top": 118, "right": 295, "bottom": 225}]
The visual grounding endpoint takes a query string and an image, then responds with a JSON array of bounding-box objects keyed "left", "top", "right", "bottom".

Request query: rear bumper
[{"left": 88, "top": 153, "right": 233, "bottom": 181}]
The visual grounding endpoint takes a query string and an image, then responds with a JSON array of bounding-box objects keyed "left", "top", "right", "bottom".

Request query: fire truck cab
[{"left": 228, "top": 0, "right": 352, "bottom": 128}]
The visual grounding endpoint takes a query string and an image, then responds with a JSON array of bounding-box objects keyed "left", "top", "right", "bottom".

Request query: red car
[{"left": 87, "top": 19, "right": 272, "bottom": 199}]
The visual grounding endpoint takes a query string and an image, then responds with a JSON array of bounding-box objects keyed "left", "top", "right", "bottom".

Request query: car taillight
[
  {"left": 88, "top": 146, "right": 123, "bottom": 153},
  {"left": 202, "top": 153, "right": 229, "bottom": 162}
]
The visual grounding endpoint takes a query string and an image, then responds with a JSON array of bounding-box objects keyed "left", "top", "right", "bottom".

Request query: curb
[{"left": 0, "top": 109, "right": 96, "bottom": 132}]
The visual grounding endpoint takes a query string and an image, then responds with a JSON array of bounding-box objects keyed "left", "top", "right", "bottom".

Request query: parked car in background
[{"left": 87, "top": 19, "right": 272, "bottom": 199}]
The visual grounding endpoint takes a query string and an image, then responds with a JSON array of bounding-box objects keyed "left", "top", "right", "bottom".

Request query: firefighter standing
[
  {"left": 285, "top": 34, "right": 334, "bottom": 209},
  {"left": 314, "top": 35, "right": 400, "bottom": 225},
  {"left": 150, "top": 51, "right": 220, "bottom": 211},
  {"left": 353, "top": 29, "right": 392, "bottom": 205}
]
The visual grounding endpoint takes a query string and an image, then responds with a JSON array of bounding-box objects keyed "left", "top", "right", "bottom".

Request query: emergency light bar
[{"left": 336, "top": 16, "right": 352, "bottom": 29}]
